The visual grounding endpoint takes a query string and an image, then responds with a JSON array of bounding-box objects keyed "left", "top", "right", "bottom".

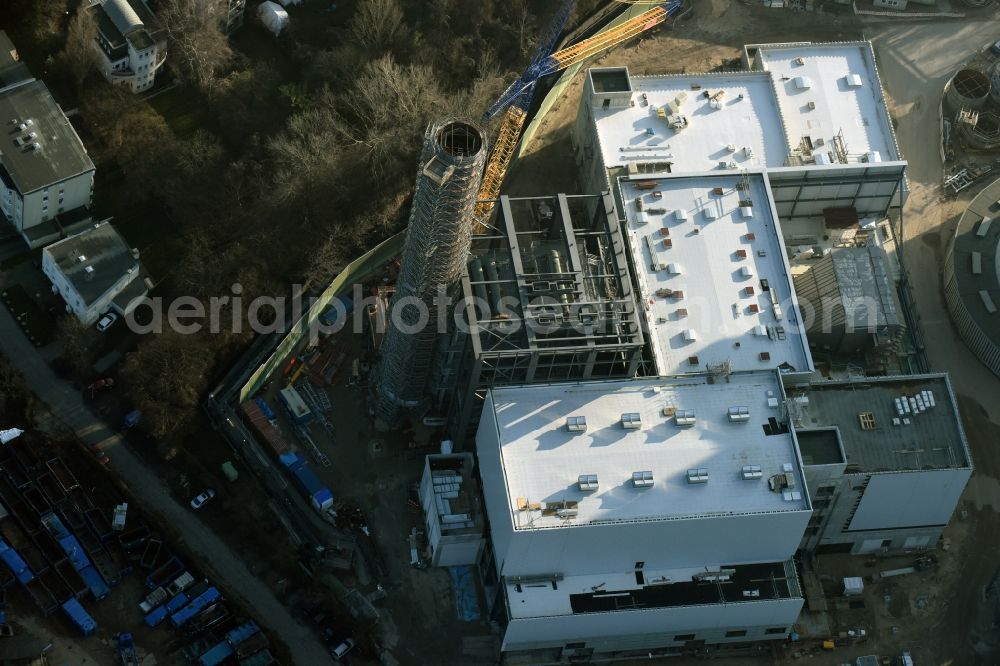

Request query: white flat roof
[
  {"left": 489, "top": 372, "right": 809, "bottom": 531},
  {"left": 621, "top": 173, "right": 812, "bottom": 375},
  {"left": 753, "top": 42, "right": 900, "bottom": 162},
  {"left": 594, "top": 72, "right": 789, "bottom": 172}
]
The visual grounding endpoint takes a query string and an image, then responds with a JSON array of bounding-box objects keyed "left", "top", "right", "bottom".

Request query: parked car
[
  {"left": 89, "top": 445, "right": 110, "bottom": 465},
  {"left": 96, "top": 312, "right": 118, "bottom": 332},
  {"left": 331, "top": 637, "right": 355, "bottom": 660},
  {"left": 190, "top": 489, "right": 216, "bottom": 510}
]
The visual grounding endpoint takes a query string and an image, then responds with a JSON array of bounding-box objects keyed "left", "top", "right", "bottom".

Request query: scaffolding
[
  {"left": 374, "top": 120, "right": 488, "bottom": 427},
  {"left": 436, "top": 192, "right": 650, "bottom": 444}
]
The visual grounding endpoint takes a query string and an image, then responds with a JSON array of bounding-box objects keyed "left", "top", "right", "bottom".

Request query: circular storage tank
[
  {"left": 948, "top": 68, "right": 991, "bottom": 110},
  {"left": 990, "top": 62, "right": 1000, "bottom": 106}
]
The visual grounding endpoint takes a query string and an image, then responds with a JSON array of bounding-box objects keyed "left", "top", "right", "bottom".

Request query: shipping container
[
  {"left": 226, "top": 621, "right": 260, "bottom": 646},
  {"left": 239, "top": 402, "right": 292, "bottom": 458},
  {"left": 170, "top": 587, "right": 222, "bottom": 627},
  {"left": 165, "top": 591, "right": 190, "bottom": 614},
  {"left": 198, "top": 640, "right": 234, "bottom": 666},
  {"left": 61, "top": 598, "right": 96, "bottom": 636},
  {"left": 234, "top": 631, "right": 269, "bottom": 660},
  {"left": 280, "top": 454, "right": 334, "bottom": 511},
  {"left": 45, "top": 459, "right": 79, "bottom": 492},
  {"left": 146, "top": 556, "right": 183, "bottom": 590},
  {"left": 144, "top": 604, "right": 169, "bottom": 627},
  {"left": 0, "top": 537, "right": 33, "bottom": 583},
  {"left": 278, "top": 387, "right": 313, "bottom": 425}
]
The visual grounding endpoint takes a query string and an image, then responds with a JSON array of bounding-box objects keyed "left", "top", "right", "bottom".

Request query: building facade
[
  {"left": 92, "top": 0, "right": 167, "bottom": 93},
  {"left": 42, "top": 222, "right": 149, "bottom": 326}
]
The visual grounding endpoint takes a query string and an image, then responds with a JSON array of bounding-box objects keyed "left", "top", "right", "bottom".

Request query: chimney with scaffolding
[{"left": 374, "top": 119, "right": 488, "bottom": 429}]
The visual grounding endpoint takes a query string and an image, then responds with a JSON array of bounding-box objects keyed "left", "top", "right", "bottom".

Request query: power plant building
[
  {"left": 574, "top": 41, "right": 907, "bottom": 224},
  {"left": 476, "top": 371, "right": 811, "bottom": 660},
  {"left": 787, "top": 373, "right": 972, "bottom": 554}
]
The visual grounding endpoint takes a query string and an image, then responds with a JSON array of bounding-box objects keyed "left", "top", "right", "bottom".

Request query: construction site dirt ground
[
  {"left": 505, "top": 4, "right": 1000, "bottom": 666},
  {"left": 257, "top": 328, "right": 499, "bottom": 665}
]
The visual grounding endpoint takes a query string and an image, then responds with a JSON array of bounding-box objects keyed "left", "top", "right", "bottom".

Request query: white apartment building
[
  {"left": 0, "top": 79, "right": 95, "bottom": 248},
  {"left": 477, "top": 372, "right": 811, "bottom": 661},
  {"left": 42, "top": 222, "right": 149, "bottom": 326},
  {"left": 92, "top": 0, "right": 167, "bottom": 93}
]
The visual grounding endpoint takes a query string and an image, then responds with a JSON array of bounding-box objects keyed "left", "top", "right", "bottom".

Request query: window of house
[
  {"left": 673, "top": 634, "right": 696, "bottom": 642},
  {"left": 765, "top": 627, "right": 787, "bottom": 635},
  {"left": 725, "top": 630, "right": 747, "bottom": 638}
]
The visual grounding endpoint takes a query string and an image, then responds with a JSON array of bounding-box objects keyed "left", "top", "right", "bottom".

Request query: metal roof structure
[
  {"left": 94, "top": 0, "right": 164, "bottom": 54},
  {"left": 620, "top": 172, "right": 812, "bottom": 376},
  {"left": 485, "top": 371, "right": 809, "bottom": 530},
  {"left": 750, "top": 42, "right": 901, "bottom": 163},
  {"left": 0, "top": 80, "right": 95, "bottom": 194},
  {"left": 793, "top": 244, "right": 903, "bottom": 333},
  {"left": 43, "top": 222, "right": 139, "bottom": 308},
  {"left": 786, "top": 374, "right": 972, "bottom": 473}
]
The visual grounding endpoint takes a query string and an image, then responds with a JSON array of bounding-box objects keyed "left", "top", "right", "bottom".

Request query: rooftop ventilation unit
[
  {"left": 632, "top": 471, "right": 654, "bottom": 488},
  {"left": 687, "top": 468, "right": 709, "bottom": 484},
  {"left": 578, "top": 474, "right": 599, "bottom": 492},
  {"left": 794, "top": 57, "right": 805, "bottom": 66},
  {"left": 704, "top": 208, "right": 717, "bottom": 220},
  {"left": 682, "top": 328, "right": 697, "bottom": 342},
  {"left": 557, "top": 508, "right": 579, "bottom": 518},
  {"left": 621, "top": 412, "right": 642, "bottom": 430},
  {"left": 666, "top": 263, "right": 681, "bottom": 274},
  {"left": 782, "top": 490, "right": 803, "bottom": 502},
  {"left": 728, "top": 406, "right": 751, "bottom": 423},
  {"left": 740, "top": 266, "right": 754, "bottom": 278},
  {"left": 740, "top": 205, "right": 753, "bottom": 218},
  {"left": 794, "top": 76, "right": 812, "bottom": 90},
  {"left": 566, "top": 416, "right": 588, "bottom": 432},
  {"left": 675, "top": 410, "right": 697, "bottom": 427},
  {"left": 741, "top": 465, "right": 763, "bottom": 480},
  {"left": 675, "top": 209, "right": 688, "bottom": 221},
  {"left": 844, "top": 74, "right": 863, "bottom": 88}
]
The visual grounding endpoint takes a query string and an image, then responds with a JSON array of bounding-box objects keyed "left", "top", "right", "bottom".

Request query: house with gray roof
[{"left": 42, "top": 221, "right": 149, "bottom": 326}]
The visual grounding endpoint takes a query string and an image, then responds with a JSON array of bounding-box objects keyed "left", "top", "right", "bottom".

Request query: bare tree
[
  {"left": 60, "top": 5, "right": 99, "bottom": 93},
  {"left": 158, "top": 0, "right": 233, "bottom": 93},
  {"left": 349, "top": 0, "right": 405, "bottom": 52}
]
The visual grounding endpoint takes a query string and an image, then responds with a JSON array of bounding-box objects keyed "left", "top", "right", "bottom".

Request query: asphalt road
[{"left": 0, "top": 303, "right": 332, "bottom": 664}]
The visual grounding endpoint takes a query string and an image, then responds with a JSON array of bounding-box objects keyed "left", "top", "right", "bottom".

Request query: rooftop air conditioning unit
[
  {"left": 844, "top": 74, "right": 863, "bottom": 88},
  {"left": 740, "top": 266, "right": 754, "bottom": 278},
  {"left": 675, "top": 209, "right": 688, "bottom": 221},
  {"left": 578, "top": 474, "right": 599, "bottom": 492},
  {"left": 632, "top": 471, "right": 654, "bottom": 488},
  {"left": 794, "top": 57, "right": 805, "bottom": 65},
  {"left": 666, "top": 263, "right": 681, "bottom": 274},
  {"left": 740, "top": 206, "right": 753, "bottom": 218},
  {"left": 566, "top": 416, "right": 588, "bottom": 432},
  {"left": 807, "top": 101, "right": 816, "bottom": 110},
  {"left": 682, "top": 328, "right": 697, "bottom": 342},
  {"left": 728, "top": 406, "right": 751, "bottom": 423},
  {"left": 741, "top": 465, "right": 763, "bottom": 480},
  {"left": 675, "top": 410, "right": 697, "bottom": 427},
  {"left": 704, "top": 208, "right": 717, "bottom": 220},
  {"left": 794, "top": 76, "right": 812, "bottom": 90},
  {"left": 621, "top": 412, "right": 642, "bottom": 429},
  {"left": 687, "top": 468, "right": 709, "bottom": 484}
]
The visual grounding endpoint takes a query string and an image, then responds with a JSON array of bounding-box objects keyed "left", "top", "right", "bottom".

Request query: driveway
[{"left": 0, "top": 303, "right": 332, "bottom": 664}]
